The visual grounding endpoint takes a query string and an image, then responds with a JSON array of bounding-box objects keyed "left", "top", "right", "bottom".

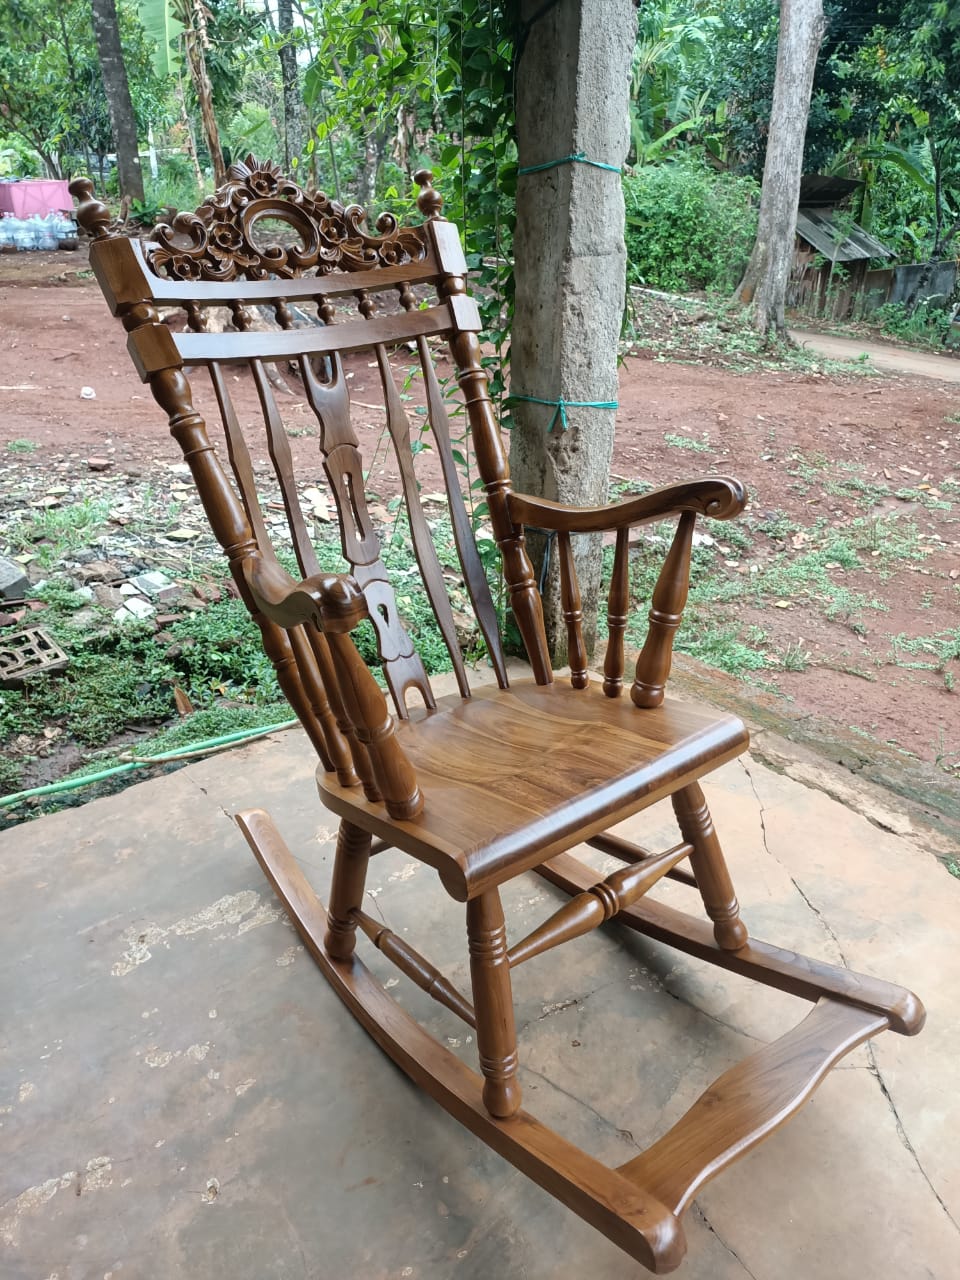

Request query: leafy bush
[
  {"left": 874, "top": 300, "right": 957, "bottom": 348},
  {"left": 623, "top": 161, "right": 759, "bottom": 293}
]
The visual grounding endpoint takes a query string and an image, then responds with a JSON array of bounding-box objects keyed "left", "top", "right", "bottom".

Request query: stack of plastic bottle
[{"left": 0, "top": 212, "right": 77, "bottom": 250}]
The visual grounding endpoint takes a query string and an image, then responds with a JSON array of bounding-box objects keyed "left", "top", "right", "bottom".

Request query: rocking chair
[{"left": 72, "top": 159, "right": 924, "bottom": 1273}]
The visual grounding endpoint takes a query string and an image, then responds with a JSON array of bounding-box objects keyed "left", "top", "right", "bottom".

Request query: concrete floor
[{"left": 2, "top": 699, "right": 959, "bottom": 1279}]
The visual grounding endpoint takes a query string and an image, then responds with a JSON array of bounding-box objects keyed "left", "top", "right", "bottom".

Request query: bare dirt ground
[{"left": 2, "top": 251, "right": 958, "bottom": 782}]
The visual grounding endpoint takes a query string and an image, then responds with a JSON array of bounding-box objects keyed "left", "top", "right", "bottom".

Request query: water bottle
[
  {"left": 38, "top": 215, "right": 60, "bottom": 251},
  {"left": 11, "top": 217, "right": 31, "bottom": 251}
]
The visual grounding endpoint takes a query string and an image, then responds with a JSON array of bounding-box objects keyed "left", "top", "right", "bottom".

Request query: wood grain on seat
[{"left": 318, "top": 682, "right": 748, "bottom": 899}]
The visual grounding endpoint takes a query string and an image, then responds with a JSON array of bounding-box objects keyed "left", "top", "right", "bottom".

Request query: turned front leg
[
  {"left": 324, "top": 820, "right": 372, "bottom": 960},
  {"left": 467, "top": 890, "right": 521, "bottom": 1118},
  {"left": 672, "top": 783, "right": 747, "bottom": 950}
]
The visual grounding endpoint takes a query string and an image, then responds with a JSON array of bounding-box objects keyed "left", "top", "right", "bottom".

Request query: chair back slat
[
  {"left": 416, "top": 336, "right": 508, "bottom": 688},
  {"left": 298, "top": 351, "right": 435, "bottom": 716},
  {"left": 286, "top": 623, "right": 354, "bottom": 780},
  {"left": 250, "top": 358, "right": 322, "bottom": 577},
  {"left": 208, "top": 361, "right": 273, "bottom": 554},
  {"left": 375, "top": 343, "right": 471, "bottom": 698}
]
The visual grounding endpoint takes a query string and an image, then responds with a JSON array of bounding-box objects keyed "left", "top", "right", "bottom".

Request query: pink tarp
[{"left": 0, "top": 180, "right": 73, "bottom": 217}]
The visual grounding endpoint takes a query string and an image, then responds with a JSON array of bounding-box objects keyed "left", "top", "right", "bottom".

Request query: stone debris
[
  {"left": 76, "top": 559, "right": 122, "bottom": 584},
  {"left": 0, "top": 555, "right": 29, "bottom": 601}
]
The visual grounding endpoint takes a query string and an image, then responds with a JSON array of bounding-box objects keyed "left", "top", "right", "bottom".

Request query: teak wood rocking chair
[{"left": 73, "top": 158, "right": 925, "bottom": 1273}]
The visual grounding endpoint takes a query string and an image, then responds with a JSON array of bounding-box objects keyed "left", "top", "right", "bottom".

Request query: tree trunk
[
  {"left": 90, "top": 0, "right": 145, "bottom": 202},
  {"left": 735, "top": 0, "right": 826, "bottom": 339},
  {"left": 176, "top": 73, "right": 204, "bottom": 192},
  {"left": 277, "top": 0, "right": 306, "bottom": 171},
  {"left": 509, "top": 0, "right": 636, "bottom": 661},
  {"left": 180, "top": 0, "right": 225, "bottom": 185}
]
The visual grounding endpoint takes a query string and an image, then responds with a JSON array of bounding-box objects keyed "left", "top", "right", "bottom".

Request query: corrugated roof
[
  {"left": 796, "top": 209, "right": 893, "bottom": 262},
  {"left": 798, "top": 175, "right": 861, "bottom": 207}
]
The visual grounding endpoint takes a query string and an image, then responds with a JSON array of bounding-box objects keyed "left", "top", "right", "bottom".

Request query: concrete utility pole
[{"left": 509, "top": 0, "right": 636, "bottom": 660}]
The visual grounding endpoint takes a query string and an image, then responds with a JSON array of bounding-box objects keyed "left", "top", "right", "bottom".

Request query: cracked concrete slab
[{"left": 1, "top": 704, "right": 958, "bottom": 1279}]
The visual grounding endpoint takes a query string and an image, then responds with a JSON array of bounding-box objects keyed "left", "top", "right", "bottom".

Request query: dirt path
[
  {"left": 2, "top": 254, "right": 959, "bottom": 783},
  {"left": 789, "top": 329, "right": 960, "bottom": 382}
]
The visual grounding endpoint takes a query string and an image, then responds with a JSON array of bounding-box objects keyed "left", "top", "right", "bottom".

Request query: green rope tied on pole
[
  {"left": 507, "top": 394, "right": 618, "bottom": 433},
  {"left": 517, "top": 151, "right": 622, "bottom": 176}
]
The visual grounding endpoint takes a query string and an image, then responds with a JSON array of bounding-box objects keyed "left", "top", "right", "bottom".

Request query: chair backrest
[{"left": 71, "top": 156, "right": 552, "bottom": 817}]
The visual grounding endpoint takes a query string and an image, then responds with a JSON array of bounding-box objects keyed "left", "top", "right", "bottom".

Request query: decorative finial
[
  {"left": 414, "top": 169, "right": 444, "bottom": 221},
  {"left": 68, "top": 177, "right": 113, "bottom": 240}
]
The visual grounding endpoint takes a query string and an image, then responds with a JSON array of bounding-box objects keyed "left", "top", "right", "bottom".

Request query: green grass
[
  {"left": 9, "top": 498, "right": 113, "bottom": 570},
  {"left": 0, "top": 510, "right": 471, "bottom": 810},
  {"left": 6, "top": 438, "right": 38, "bottom": 453},
  {"left": 889, "top": 628, "right": 960, "bottom": 673},
  {"left": 663, "top": 433, "right": 712, "bottom": 453},
  {"left": 595, "top": 496, "right": 934, "bottom": 683}
]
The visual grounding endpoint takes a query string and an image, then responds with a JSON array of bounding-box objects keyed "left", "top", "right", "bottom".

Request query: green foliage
[
  {"left": 874, "top": 300, "right": 957, "bottom": 347},
  {"left": 0, "top": 0, "right": 166, "bottom": 178},
  {"left": 630, "top": 0, "right": 718, "bottom": 164},
  {"left": 296, "top": 1, "right": 517, "bottom": 365},
  {"left": 623, "top": 161, "right": 759, "bottom": 292}
]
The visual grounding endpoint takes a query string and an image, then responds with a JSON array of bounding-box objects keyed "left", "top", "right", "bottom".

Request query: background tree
[
  {"left": 90, "top": 0, "right": 144, "bottom": 201},
  {"left": 0, "top": 0, "right": 161, "bottom": 180},
  {"left": 170, "top": 0, "right": 224, "bottom": 183},
  {"left": 735, "top": 0, "right": 826, "bottom": 337},
  {"left": 276, "top": 0, "right": 306, "bottom": 172}
]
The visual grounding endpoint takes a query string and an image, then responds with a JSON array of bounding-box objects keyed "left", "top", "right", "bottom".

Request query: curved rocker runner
[{"left": 74, "top": 158, "right": 925, "bottom": 1274}]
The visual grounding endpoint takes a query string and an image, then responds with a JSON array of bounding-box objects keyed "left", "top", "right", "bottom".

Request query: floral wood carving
[{"left": 148, "top": 155, "right": 432, "bottom": 282}]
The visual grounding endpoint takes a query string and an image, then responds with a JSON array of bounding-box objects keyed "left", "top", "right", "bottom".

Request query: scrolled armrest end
[{"left": 242, "top": 556, "right": 369, "bottom": 632}]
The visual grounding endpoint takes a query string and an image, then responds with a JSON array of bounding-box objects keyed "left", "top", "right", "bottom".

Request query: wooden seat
[
  {"left": 319, "top": 683, "right": 748, "bottom": 900},
  {"left": 73, "top": 157, "right": 924, "bottom": 1274}
]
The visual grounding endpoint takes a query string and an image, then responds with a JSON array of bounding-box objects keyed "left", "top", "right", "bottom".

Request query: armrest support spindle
[
  {"left": 603, "top": 528, "right": 630, "bottom": 697},
  {"left": 557, "top": 531, "right": 588, "bottom": 689},
  {"left": 632, "top": 511, "right": 696, "bottom": 710}
]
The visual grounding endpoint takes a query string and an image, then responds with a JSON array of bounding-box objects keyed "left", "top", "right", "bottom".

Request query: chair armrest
[
  {"left": 241, "top": 555, "right": 369, "bottom": 633},
  {"left": 507, "top": 476, "right": 747, "bottom": 533}
]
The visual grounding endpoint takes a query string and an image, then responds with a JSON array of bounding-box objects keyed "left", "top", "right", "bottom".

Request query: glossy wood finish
[
  {"left": 672, "top": 782, "right": 748, "bottom": 951},
  {"left": 507, "top": 842, "right": 693, "bottom": 968},
  {"left": 236, "top": 809, "right": 914, "bottom": 1274},
  {"left": 351, "top": 906, "right": 477, "bottom": 1027},
  {"left": 603, "top": 527, "right": 630, "bottom": 697},
  {"left": 557, "top": 530, "right": 589, "bottom": 688},
  {"left": 618, "top": 998, "right": 888, "bottom": 1215},
  {"left": 236, "top": 808, "right": 687, "bottom": 1272},
  {"left": 507, "top": 476, "right": 747, "bottom": 533},
  {"left": 324, "top": 819, "right": 371, "bottom": 960},
  {"left": 468, "top": 889, "right": 522, "bottom": 1118},
  {"left": 538, "top": 852, "right": 925, "bottom": 1037},
  {"left": 586, "top": 830, "right": 699, "bottom": 889},
  {"left": 632, "top": 511, "right": 696, "bottom": 710},
  {"left": 415, "top": 334, "right": 508, "bottom": 687},
  {"left": 78, "top": 161, "right": 925, "bottom": 1273},
  {"left": 316, "top": 683, "right": 749, "bottom": 902}
]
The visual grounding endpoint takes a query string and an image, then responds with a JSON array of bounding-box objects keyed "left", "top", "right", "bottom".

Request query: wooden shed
[{"left": 789, "top": 176, "right": 894, "bottom": 319}]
